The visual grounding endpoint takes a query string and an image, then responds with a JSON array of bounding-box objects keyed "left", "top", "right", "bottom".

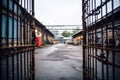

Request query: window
[
  {"left": 8, "top": 16, "right": 12, "bottom": 38},
  {"left": 2, "top": 15, "right": 7, "bottom": 38},
  {"left": 14, "top": 4, "right": 17, "bottom": 14},
  {"left": 9, "top": 0, "right": 13, "bottom": 11},
  {"left": 96, "top": 32, "right": 101, "bottom": 45},
  {"left": 2, "top": 0, "right": 7, "bottom": 7},
  {"left": 14, "top": 19, "right": 17, "bottom": 39},
  {"left": 1, "top": 15, "right": 7, "bottom": 46}
]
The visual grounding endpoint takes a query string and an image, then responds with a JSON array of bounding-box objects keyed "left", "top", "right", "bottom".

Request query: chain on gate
[{"left": 82, "top": 0, "right": 120, "bottom": 80}]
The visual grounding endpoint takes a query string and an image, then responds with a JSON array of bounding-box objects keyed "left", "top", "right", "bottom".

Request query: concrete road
[{"left": 35, "top": 43, "right": 83, "bottom": 80}]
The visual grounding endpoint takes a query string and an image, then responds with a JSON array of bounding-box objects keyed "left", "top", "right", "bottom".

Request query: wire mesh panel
[
  {"left": 82, "top": 0, "right": 120, "bottom": 80},
  {"left": 0, "top": 0, "right": 35, "bottom": 80}
]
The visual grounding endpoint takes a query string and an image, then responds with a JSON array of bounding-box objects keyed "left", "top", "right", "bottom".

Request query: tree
[
  {"left": 62, "top": 31, "right": 72, "bottom": 37},
  {"left": 61, "top": 27, "right": 80, "bottom": 37}
]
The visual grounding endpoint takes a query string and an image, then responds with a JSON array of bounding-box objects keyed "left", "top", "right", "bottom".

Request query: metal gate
[
  {"left": 82, "top": 0, "right": 120, "bottom": 80},
  {"left": 0, "top": 0, "right": 35, "bottom": 80}
]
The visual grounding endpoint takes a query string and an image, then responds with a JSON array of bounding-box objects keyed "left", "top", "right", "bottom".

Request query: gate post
[{"left": 82, "top": 0, "right": 87, "bottom": 80}]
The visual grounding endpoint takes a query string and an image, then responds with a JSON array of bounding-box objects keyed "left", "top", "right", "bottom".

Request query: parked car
[{"left": 66, "top": 40, "right": 73, "bottom": 44}]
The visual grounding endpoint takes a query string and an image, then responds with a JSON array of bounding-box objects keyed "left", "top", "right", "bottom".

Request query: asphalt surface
[{"left": 35, "top": 43, "right": 83, "bottom": 80}]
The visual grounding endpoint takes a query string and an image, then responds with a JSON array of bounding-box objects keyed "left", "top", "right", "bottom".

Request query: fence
[
  {"left": 0, "top": 0, "right": 35, "bottom": 80},
  {"left": 82, "top": 0, "right": 120, "bottom": 80}
]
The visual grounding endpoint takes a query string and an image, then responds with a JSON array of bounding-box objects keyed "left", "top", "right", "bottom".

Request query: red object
[{"left": 36, "top": 37, "right": 41, "bottom": 47}]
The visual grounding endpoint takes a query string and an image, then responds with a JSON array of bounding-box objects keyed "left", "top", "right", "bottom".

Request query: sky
[{"left": 35, "top": 0, "right": 82, "bottom": 25}]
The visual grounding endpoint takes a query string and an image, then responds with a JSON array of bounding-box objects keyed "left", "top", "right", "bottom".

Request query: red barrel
[
  {"left": 36, "top": 37, "right": 41, "bottom": 47},
  {"left": 36, "top": 32, "right": 42, "bottom": 47}
]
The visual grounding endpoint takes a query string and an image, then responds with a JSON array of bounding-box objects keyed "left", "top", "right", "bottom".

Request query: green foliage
[
  {"left": 62, "top": 31, "right": 72, "bottom": 37},
  {"left": 61, "top": 27, "right": 80, "bottom": 37}
]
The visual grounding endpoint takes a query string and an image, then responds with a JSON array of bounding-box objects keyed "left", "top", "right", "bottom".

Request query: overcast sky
[{"left": 35, "top": 0, "right": 82, "bottom": 25}]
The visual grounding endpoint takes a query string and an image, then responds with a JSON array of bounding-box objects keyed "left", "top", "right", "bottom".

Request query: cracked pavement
[{"left": 35, "top": 44, "right": 83, "bottom": 80}]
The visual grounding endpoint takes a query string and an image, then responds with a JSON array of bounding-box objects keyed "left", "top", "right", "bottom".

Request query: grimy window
[{"left": 82, "top": 0, "right": 120, "bottom": 80}]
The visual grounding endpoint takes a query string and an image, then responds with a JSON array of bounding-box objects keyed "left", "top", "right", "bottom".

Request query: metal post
[{"left": 32, "top": 0, "right": 34, "bottom": 16}]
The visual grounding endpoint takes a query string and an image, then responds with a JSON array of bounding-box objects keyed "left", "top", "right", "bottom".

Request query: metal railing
[
  {"left": 0, "top": 0, "right": 35, "bottom": 80},
  {"left": 82, "top": 0, "right": 120, "bottom": 80}
]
